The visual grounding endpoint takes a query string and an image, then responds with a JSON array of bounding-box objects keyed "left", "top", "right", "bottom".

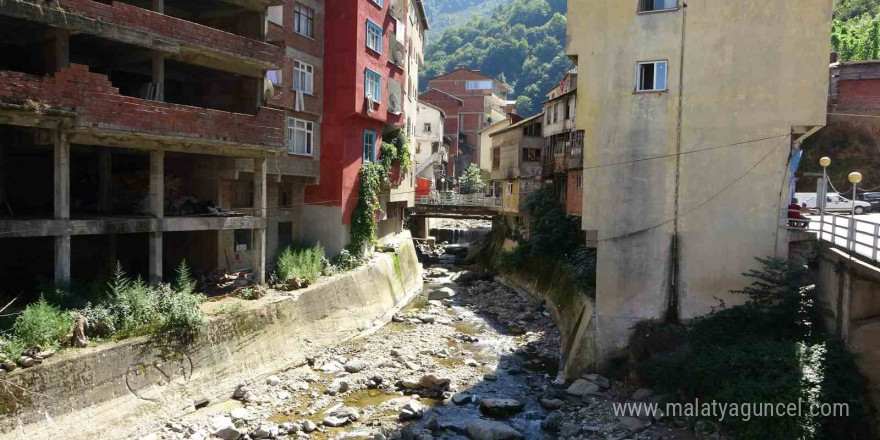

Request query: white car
[{"left": 808, "top": 194, "right": 872, "bottom": 215}]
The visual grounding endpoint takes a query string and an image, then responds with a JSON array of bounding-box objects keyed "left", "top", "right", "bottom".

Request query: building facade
[
  {"left": 568, "top": 0, "right": 832, "bottom": 366},
  {"left": 0, "top": 0, "right": 319, "bottom": 295},
  {"left": 303, "top": 0, "right": 427, "bottom": 255},
  {"left": 420, "top": 69, "right": 512, "bottom": 177},
  {"left": 413, "top": 101, "right": 448, "bottom": 193},
  {"left": 489, "top": 114, "right": 544, "bottom": 220},
  {"left": 540, "top": 71, "right": 583, "bottom": 217}
]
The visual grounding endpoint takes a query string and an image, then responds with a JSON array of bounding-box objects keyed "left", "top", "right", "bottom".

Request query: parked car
[
  {"left": 794, "top": 192, "right": 871, "bottom": 214},
  {"left": 856, "top": 192, "right": 880, "bottom": 211}
]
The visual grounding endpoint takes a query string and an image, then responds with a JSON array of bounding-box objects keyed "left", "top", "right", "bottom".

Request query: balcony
[
  {"left": 5, "top": 0, "right": 284, "bottom": 74},
  {"left": 0, "top": 65, "right": 284, "bottom": 151}
]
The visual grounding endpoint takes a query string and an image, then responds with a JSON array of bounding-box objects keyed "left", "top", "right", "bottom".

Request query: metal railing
[
  {"left": 812, "top": 213, "right": 880, "bottom": 262},
  {"left": 416, "top": 190, "right": 502, "bottom": 208}
]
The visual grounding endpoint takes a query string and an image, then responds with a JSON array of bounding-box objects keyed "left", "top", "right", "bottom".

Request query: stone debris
[{"left": 124, "top": 247, "right": 693, "bottom": 440}]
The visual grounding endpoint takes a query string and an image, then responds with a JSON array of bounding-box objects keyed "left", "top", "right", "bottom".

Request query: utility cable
[{"left": 594, "top": 134, "right": 791, "bottom": 243}]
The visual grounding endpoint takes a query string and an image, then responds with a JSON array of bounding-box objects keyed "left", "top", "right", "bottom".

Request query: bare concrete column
[
  {"left": 54, "top": 131, "right": 71, "bottom": 285},
  {"left": 98, "top": 148, "right": 111, "bottom": 214},
  {"left": 149, "top": 150, "right": 164, "bottom": 284},
  {"left": 151, "top": 52, "right": 164, "bottom": 101},
  {"left": 254, "top": 156, "right": 267, "bottom": 284},
  {"left": 152, "top": 0, "right": 164, "bottom": 13}
]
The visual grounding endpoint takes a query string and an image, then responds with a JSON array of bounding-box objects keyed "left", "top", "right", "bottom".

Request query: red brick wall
[
  {"left": 837, "top": 79, "right": 880, "bottom": 109},
  {"left": 267, "top": 0, "right": 324, "bottom": 117},
  {"left": 59, "top": 0, "right": 283, "bottom": 67},
  {"left": 0, "top": 65, "right": 284, "bottom": 148}
]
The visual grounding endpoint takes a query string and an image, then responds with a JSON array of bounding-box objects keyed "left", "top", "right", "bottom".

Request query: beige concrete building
[
  {"left": 489, "top": 114, "right": 544, "bottom": 218},
  {"left": 413, "top": 101, "right": 448, "bottom": 188},
  {"left": 567, "top": 0, "right": 832, "bottom": 366}
]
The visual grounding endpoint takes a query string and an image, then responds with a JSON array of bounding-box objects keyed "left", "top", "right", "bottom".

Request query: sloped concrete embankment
[
  {"left": 0, "top": 241, "right": 422, "bottom": 439},
  {"left": 495, "top": 267, "right": 597, "bottom": 382}
]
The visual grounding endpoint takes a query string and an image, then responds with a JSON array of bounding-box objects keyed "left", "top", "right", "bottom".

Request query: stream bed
[{"left": 134, "top": 246, "right": 693, "bottom": 440}]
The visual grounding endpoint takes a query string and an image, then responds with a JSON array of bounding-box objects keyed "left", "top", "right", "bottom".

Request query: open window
[
  {"left": 636, "top": 61, "right": 668, "bottom": 92},
  {"left": 639, "top": 0, "right": 678, "bottom": 12}
]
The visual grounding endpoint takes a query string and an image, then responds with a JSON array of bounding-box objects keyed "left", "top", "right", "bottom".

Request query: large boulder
[
  {"left": 479, "top": 398, "right": 524, "bottom": 418},
  {"left": 428, "top": 287, "right": 456, "bottom": 300},
  {"left": 465, "top": 420, "right": 524, "bottom": 440},
  {"left": 566, "top": 379, "right": 600, "bottom": 397}
]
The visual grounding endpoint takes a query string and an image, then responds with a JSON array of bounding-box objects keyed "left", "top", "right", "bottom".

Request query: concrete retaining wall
[
  {"left": 0, "top": 240, "right": 422, "bottom": 439},
  {"left": 497, "top": 268, "right": 597, "bottom": 382},
  {"left": 814, "top": 243, "right": 880, "bottom": 422}
]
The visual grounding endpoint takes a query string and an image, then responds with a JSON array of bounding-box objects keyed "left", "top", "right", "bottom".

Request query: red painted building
[
  {"left": 303, "top": 0, "right": 428, "bottom": 255},
  {"left": 420, "top": 69, "right": 513, "bottom": 177}
]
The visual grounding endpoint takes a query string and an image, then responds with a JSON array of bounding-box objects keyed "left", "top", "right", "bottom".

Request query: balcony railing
[{"left": 417, "top": 191, "right": 502, "bottom": 208}]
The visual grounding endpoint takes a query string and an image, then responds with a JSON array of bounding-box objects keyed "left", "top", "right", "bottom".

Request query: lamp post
[
  {"left": 849, "top": 171, "right": 863, "bottom": 252},
  {"left": 819, "top": 157, "right": 831, "bottom": 217}
]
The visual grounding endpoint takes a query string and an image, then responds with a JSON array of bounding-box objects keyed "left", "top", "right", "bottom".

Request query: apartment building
[
  {"left": 568, "top": 0, "right": 832, "bottom": 367},
  {"left": 420, "top": 69, "right": 514, "bottom": 177},
  {"left": 303, "top": 0, "right": 428, "bottom": 255},
  {"left": 413, "top": 100, "right": 448, "bottom": 194},
  {"left": 0, "top": 0, "right": 319, "bottom": 296},
  {"left": 489, "top": 113, "right": 544, "bottom": 222},
  {"left": 540, "top": 71, "right": 583, "bottom": 217}
]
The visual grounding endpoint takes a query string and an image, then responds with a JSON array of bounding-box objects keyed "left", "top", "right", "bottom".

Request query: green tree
[{"left": 459, "top": 164, "right": 485, "bottom": 194}]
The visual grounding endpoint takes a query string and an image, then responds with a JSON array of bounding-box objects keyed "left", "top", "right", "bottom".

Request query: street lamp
[
  {"left": 819, "top": 157, "right": 831, "bottom": 216},
  {"left": 849, "top": 171, "right": 863, "bottom": 252}
]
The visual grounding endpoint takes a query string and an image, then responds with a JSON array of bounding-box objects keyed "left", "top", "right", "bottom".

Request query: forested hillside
[
  {"left": 421, "top": 0, "right": 572, "bottom": 116},
  {"left": 830, "top": 0, "right": 879, "bottom": 61},
  {"left": 422, "top": 0, "right": 509, "bottom": 43}
]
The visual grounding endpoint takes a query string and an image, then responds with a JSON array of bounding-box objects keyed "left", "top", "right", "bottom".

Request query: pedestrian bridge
[{"left": 408, "top": 191, "right": 503, "bottom": 220}]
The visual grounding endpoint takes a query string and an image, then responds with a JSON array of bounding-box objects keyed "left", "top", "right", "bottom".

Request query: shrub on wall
[{"left": 274, "top": 241, "right": 326, "bottom": 284}]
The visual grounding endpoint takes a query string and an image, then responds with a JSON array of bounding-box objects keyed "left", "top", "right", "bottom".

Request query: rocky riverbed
[{"left": 134, "top": 248, "right": 698, "bottom": 440}]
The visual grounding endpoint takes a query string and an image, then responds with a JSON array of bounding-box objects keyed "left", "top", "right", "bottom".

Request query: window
[
  {"left": 523, "top": 122, "right": 542, "bottom": 137},
  {"left": 636, "top": 61, "right": 668, "bottom": 92},
  {"left": 576, "top": 174, "right": 583, "bottom": 189},
  {"left": 466, "top": 80, "right": 493, "bottom": 90},
  {"left": 554, "top": 103, "right": 560, "bottom": 123},
  {"left": 492, "top": 148, "right": 501, "bottom": 170},
  {"left": 363, "top": 130, "right": 377, "bottom": 162},
  {"left": 370, "top": 0, "right": 383, "bottom": 7},
  {"left": 545, "top": 112, "right": 549, "bottom": 125},
  {"left": 266, "top": 70, "right": 282, "bottom": 86},
  {"left": 230, "top": 181, "right": 253, "bottom": 209},
  {"left": 294, "top": 4, "right": 314, "bottom": 38},
  {"left": 566, "top": 98, "right": 573, "bottom": 120},
  {"left": 507, "top": 182, "right": 514, "bottom": 195},
  {"left": 431, "top": 142, "right": 439, "bottom": 154},
  {"left": 424, "top": 123, "right": 432, "bottom": 133},
  {"left": 286, "top": 117, "right": 314, "bottom": 156},
  {"left": 293, "top": 61, "right": 314, "bottom": 94},
  {"left": 366, "top": 20, "right": 383, "bottom": 54},
  {"left": 523, "top": 148, "right": 541, "bottom": 161},
  {"left": 234, "top": 229, "right": 252, "bottom": 252},
  {"left": 268, "top": 6, "right": 283, "bottom": 26},
  {"left": 365, "top": 69, "right": 382, "bottom": 103},
  {"left": 639, "top": 0, "right": 678, "bottom": 12},
  {"left": 278, "top": 222, "right": 292, "bottom": 250}
]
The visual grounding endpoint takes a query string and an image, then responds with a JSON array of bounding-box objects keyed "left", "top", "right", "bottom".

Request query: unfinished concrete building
[{"left": 0, "top": 0, "right": 319, "bottom": 296}]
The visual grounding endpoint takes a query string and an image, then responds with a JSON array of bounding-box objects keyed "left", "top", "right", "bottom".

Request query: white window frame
[
  {"left": 638, "top": 0, "right": 678, "bottom": 13},
  {"left": 424, "top": 123, "right": 432, "bottom": 133},
  {"left": 506, "top": 182, "right": 514, "bottom": 195},
  {"left": 293, "top": 60, "right": 314, "bottom": 94},
  {"left": 366, "top": 20, "right": 383, "bottom": 54},
  {"left": 466, "top": 80, "right": 493, "bottom": 90},
  {"left": 636, "top": 60, "right": 668, "bottom": 92},
  {"left": 365, "top": 68, "right": 382, "bottom": 103},
  {"left": 286, "top": 117, "right": 314, "bottom": 156}
]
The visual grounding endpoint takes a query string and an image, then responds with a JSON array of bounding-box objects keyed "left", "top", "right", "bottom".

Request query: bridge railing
[
  {"left": 812, "top": 213, "right": 880, "bottom": 262},
  {"left": 416, "top": 191, "right": 502, "bottom": 208}
]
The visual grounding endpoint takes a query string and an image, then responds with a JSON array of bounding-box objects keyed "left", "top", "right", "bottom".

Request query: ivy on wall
[{"left": 349, "top": 131, "right": 412, "bottom": 251}]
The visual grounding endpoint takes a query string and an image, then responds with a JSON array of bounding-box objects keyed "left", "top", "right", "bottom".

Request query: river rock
[
  {"left": 399, "top": 400, "right": 426, "bottom": 420},
  {"left": 326, "top": 378, "right": 350, "bottom": 395},
  {"left": 539, "top": 398, "right": 566, "bottom": 410},
  {"left": 464, "top": 358, "right": 480, "bottom": 367},
  {"left": 566, "top": 379, "right": 600, "bottom": 397},
  {"left": 479, "top": 398, "right": 524, "bottom": 417},
  {"left": 302, "top": 420, "right": 317, "bottom": 432},
  {"left": 452, "top": 393, "right": 474, "bottom": 405},
  {"left": 252, "top": 423, "right": 279, "bottom": 439},
  {"left": 419, "top": 374, "right": 451, "bottom": 391},
  {"left": 316, "top": 360, "right": 344, "bottom": 373},
  {"left": 229, "top": 407, "right": 252, "bottom": 421},
  {"left": 559, "top": 422, "right": 581, "bottom": 437},
  {"left": 541, "top": 411, "right": 563, "bottom": 431},
  {"left": 211, "top": 416, "right": 242, "bottom": 440},
  {"left": 632, "top": 388, "right": 653, "bottom": 401},
  {"left": 323, "top": 416, "right": 351, "bottom": 427},
  {"left": 428, "top": 287, "right": 456, "bottom": 300},
  {"left": 465, "top": 420, "right": 524, "bottom": 440},
  {"left": 330, "top": 406, "right": 360, "bottom": 422},
  {"left": 266, "top": 375, "right": 282, "bottom": 386},
  {"left": 584, "top": 373, "right": 610, "bottom": 389},
  {"left": 344, "top": 359, "right": 367, "bottom": 373}
]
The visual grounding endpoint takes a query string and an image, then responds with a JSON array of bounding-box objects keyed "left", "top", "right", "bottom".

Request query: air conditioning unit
[
  {"left": 389, "top": 93, "right": 402, "bottom": 115},
  {"left": 392, "top": 49, "right": 405, "bottom": 66}
]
